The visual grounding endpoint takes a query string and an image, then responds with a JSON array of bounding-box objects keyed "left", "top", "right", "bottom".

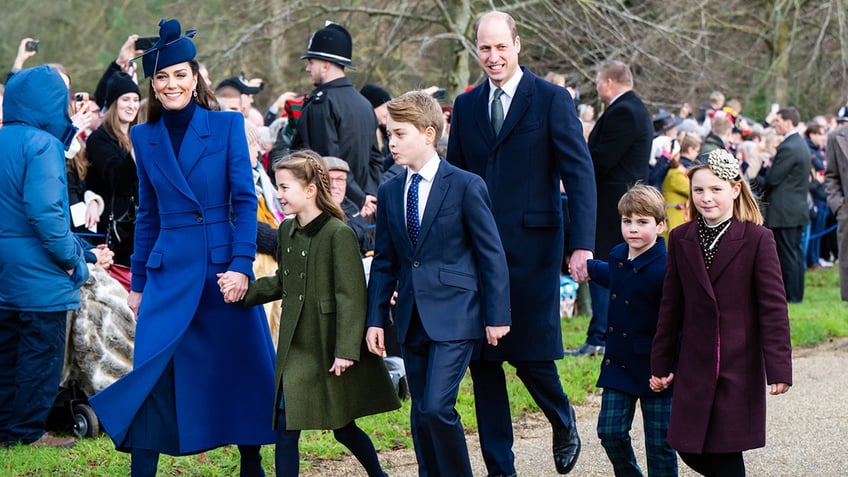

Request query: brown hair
[
  {"left": 145, "top": 60, "right": 215, "bottom": 123},
  {"left": 102, "top": 99, "right": 139, "bottom": 153},
  {"left": 274, "top": 149, "right": 344, "bottom": 221},
  {"left": 618, "top": 183, "right": 666, "bottom": 224},
  {"left": 387, "top": 90, "right": 445, "bottom": 140},
  {"left": 598, "top": 61, "right": 633, "bottom": 88}
]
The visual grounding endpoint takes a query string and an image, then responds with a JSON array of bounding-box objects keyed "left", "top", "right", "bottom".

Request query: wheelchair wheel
[{"left": 72, "top": 403, "right": 100, "bottom": 438}]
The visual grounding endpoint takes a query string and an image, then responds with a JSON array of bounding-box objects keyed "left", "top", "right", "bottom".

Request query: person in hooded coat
[{"left": 0, "top": 65, "right": 89, "bottom": 448}]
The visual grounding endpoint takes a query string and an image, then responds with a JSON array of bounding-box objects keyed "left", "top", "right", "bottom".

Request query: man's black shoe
[
  {"left": 564, "top": 342, "right": 605, "bottom": 357},
  {"left": 552, "top": 425, "right": 580, "bottom": 474}
]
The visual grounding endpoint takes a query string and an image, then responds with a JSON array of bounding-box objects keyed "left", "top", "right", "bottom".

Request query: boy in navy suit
[
  {"left": 585, "top": 184, "right": 677, "bottom": 476},
  {"left": 366, "top": 90, "right": 511, "bottom": 477}
]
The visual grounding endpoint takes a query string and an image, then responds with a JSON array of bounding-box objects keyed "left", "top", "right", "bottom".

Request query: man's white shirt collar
[
  {"left": 407, "top": 154, "right": 441, "bottom": 185},
  {"left": 488, "top": 68, "right": 523, "bottom": 102}
]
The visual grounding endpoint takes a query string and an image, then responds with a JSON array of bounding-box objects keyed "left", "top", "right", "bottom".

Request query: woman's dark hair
[{"left": 145, "top": 60, "right": 215, "bottom": 123}]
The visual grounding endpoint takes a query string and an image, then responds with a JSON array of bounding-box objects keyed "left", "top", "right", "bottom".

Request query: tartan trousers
[{"left": 597, "top": 388, "right": 677, "bottom": 477}]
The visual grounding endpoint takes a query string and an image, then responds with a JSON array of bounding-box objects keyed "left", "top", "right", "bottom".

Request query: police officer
[{"left": 291, "top": 22, "right": 382, "bottom": 217}]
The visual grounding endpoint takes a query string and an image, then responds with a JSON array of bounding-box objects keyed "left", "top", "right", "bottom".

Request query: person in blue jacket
[
  {"left": 89, "top": 19, "right": 276, "bottom": 476},
  {"left": 0, "top": 65, "right": 89, "bottom": 448}
]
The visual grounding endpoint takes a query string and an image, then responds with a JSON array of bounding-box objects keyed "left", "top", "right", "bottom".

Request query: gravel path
[{"left": 304, "top": 338, "right": 848, "bottom": 476}]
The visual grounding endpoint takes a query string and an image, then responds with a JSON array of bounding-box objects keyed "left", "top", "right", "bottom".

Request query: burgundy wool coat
[{"left": 651, "top": 218, "right": 792, "bottom": 454}]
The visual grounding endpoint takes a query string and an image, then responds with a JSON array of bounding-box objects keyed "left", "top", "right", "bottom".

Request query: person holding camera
[{"left": 6, "top": 38, "right": 39, "bottom": 82}]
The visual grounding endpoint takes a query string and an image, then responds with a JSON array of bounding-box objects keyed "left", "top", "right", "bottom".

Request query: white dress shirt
[{"left": 405, "top": 154, "right": 441, "bottom": 227}]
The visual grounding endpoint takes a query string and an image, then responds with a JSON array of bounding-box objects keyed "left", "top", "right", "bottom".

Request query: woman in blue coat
[{"left": 89, "top": 19, "right": 276, "bottom": 476}]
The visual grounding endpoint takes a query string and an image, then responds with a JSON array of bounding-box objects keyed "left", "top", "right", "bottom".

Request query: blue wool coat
[
  {"left": 90, "top": 106, "right": 276, "bottom": 454},
  {"left": 588, "top": 239, "right": 670, "bottom": 397},
  {"left": 0, "top": 66, "right": 88, "bottom": 311}
]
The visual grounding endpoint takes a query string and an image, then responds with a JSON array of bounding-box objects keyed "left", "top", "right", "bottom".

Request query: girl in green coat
[{"left": 227, "top": 150, "right": 400, "bottom": 476}]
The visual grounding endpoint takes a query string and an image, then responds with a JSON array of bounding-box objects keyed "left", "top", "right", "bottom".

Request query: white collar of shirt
[
  {"left": 783, "top": 130, "right": 799, "bottom": 140},
  {"left": 488, "top": 68, "right": 523, "bottom": 118},
  {"left": 405, "top": 154, "right": 441, "bottom": 224},
  {"left": 608, "top": 90, "right": 627, "bottom": 107}
]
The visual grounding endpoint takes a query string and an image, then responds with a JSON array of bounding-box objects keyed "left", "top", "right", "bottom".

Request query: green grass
[{"left": 3, "top": 268, "right": 844, "bottom": 476}]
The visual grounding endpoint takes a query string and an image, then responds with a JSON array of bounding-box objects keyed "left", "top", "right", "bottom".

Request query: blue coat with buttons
[
  {"left": 587, "top": 238, "right": 670, "bottom": 397},
  {"left": 90, "top": 106, "right": 276, "bottom": 453}
]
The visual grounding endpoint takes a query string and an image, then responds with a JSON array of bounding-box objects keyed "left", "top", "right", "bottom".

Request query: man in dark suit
[
  {"left": 367, "top": 91, "right": 511, "bottom": 476},
  {"left": 763, "top": 107, "right": 810, "bottom": 302},
  {"left": 568, "top": 61, "right": 653, "bottom": 357},
  {"left": 447, "top": 11, "right": 597, "bottom": 476}
]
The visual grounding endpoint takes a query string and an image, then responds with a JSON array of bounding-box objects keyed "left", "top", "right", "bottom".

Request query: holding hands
[
  {"left": 649, "top": 373, "right": 674, "bottom": 392},
  {"left": 216, "top": 271, "right": 249, "bottom": 303}
]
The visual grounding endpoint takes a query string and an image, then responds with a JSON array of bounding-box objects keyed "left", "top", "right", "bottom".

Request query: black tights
[
  {"left": 275, "top": 413, "right": 385, "bottom": 477},
  {"left": 678, "top": 451, "right": 745, "bottom": 477},
  {"left": 131, "top": 445, "right": 264, "bottom": 476}
]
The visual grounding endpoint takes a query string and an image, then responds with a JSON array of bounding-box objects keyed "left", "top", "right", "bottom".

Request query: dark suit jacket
[
  {"left": 588, "top": 90, "right": 653, "bottom": 259},
  {"left": 366, "top": 160, "right": 510, "bottom": 343},
  {"left": 651, "top": 219, "right": 792, "bottom": 454},
  {"left": 447, "top": 67, "right": 596, "bottom": 361},
  {"left": 763, "top": 132, "right": 811, "bottom": 228}
]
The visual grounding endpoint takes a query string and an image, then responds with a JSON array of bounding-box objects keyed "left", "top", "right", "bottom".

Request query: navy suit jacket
[
  {"left": 447, "top": 67, "right": 596, "bottom": 360},
  {"left": 366, "top": 160, "right": 510, "bottom": 343}
]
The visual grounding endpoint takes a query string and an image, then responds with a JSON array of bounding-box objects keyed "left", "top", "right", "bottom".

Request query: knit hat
[
  {"left": 138, "top": 19, "right": 197, "bottom": 78},
  {"left": 322, "top": 156, "right": 350, "bottom": 173},
  {"left": 360, "top": 84, "right": 391, "bottom": 109},
  {"left": 300, "top": 22, "right": 355, "bottom": 69},
  {"left": 104, "top": 72, "right": 140, "bottom": 109}
]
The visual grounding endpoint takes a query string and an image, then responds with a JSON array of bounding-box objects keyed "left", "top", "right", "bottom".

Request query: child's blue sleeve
[{"left": 587, "top": 259, "right": 610, "bottom": 288}]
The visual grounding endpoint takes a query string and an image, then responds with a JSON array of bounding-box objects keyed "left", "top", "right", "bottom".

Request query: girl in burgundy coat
[{"left": 650, "top": 149, "right": 792, "bottom": 477}]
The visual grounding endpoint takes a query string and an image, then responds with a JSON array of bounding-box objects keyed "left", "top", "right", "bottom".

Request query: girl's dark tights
[
  {"left": 678, "top": 451, "right": 745, "bottom": 477},
  {"left": 275, "top": 413, "right": 385, "bottom": 477}
]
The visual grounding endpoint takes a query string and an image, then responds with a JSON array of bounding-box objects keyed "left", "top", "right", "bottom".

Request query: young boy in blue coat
[
  {"left": 365, "top": 90, "right": 511, "bottom": 477},
  {"left": 585, "top": 184, "right": 677, "bottom": 476}
]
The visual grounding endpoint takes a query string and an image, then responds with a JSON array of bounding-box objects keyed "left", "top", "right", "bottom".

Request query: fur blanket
[{"left": 62, "top": 264, "right": 135, "bottom": 397}]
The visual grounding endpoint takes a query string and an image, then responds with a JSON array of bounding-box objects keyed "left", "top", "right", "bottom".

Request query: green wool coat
[{"left": 244, "top": 213, "right": 400, "bottom": 430}]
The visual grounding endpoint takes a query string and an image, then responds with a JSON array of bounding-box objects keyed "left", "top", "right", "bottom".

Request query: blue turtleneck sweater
[{"left": 162, "top": 98, "right": 197, "bottom": 157}]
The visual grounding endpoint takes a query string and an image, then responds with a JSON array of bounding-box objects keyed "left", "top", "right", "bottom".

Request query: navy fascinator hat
[{"left": 138, "top": 19, "right": 197, "bottom": 78}]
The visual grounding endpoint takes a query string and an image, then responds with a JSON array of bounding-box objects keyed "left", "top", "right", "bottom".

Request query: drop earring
[{"left": 193, "top": 89, "right": 198, "bottom": 98}]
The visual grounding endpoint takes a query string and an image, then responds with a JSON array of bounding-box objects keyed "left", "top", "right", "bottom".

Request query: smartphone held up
[
  {"left": 25, "top": 40, "right": 39, "bottom": 52},
  {"left": 74, "top": 92, "right": 90, "bottom": 113}
]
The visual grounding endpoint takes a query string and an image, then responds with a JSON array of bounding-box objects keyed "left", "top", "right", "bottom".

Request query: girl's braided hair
[{"left": 274, "top": 149, "right": 345, "bottom": 221}]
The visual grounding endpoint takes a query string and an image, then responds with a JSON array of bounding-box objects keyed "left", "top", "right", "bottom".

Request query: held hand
[
  {"left": 649, "top": 373, "right": 674, "bottom": 392},
  {"left": 128, "top": 291, "right": 142, "bottom": 321},
  {"left": 365, "top": 327, "right": 386, "bottom": 357},
  {"left": 770, "top": 382, "right": 791, "bottom": 395},
  {"left": 217, "top": 271, "right": 248, "bottom": 303},
  {"left": 486, "top": 325, "right": 511, "bottom": 346},
  {"left": 568, "top": 249, "right": 593, "bottom": 282},
  {"left": 329, "top": 357, "right": 354, "bottom": 376},
  {"left": 360, "top": 195, "right": 378, "bottom": 218},
  {"left": 92, "top": 246, "right": 114, "bottom": 269}
]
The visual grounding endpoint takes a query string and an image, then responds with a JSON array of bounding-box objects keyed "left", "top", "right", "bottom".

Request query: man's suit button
[
  {"left": 604, "top": 359, "right": 611, "bottom": 366},
  {"left": 611, "top": 293, "right": 617, "bottom": 300},
  {"left": 622, "top": 332, "right": 628, "bottom": 338},
  {"left": 608, "top": 326, "right": 614, "bottom": 332},
  {"left": 195, "top": 214, "right": 203, "bottom": 223},
  {"left": 301, "top": 251, "right": 307, "bottom": 257},
  {"left": 413, "top": 261, "right": 420, "bottom": 268},
  {"left": 617, "top": 262, "right": 623, "bottom": 268},
  {"left": 284, "top": 269, "right": 289, "bottom": 276}
]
